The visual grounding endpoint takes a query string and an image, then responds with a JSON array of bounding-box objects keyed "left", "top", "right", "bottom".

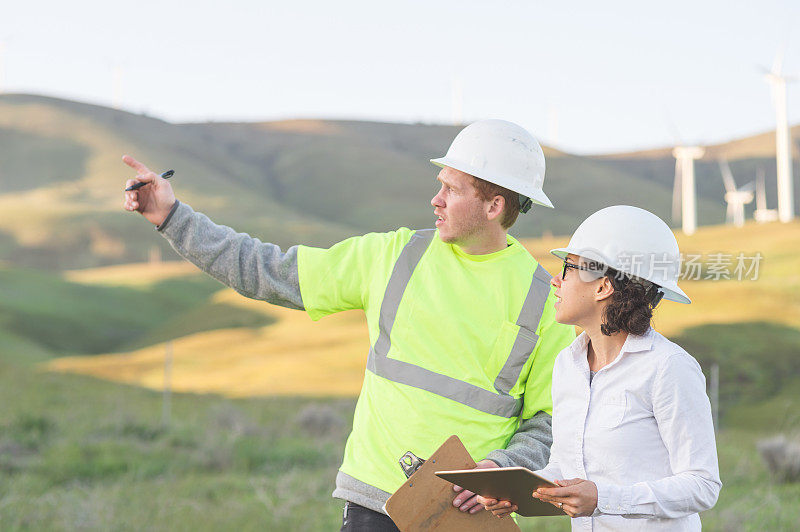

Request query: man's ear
[
  {"left": 486, "top": 195, "right": 505, "bottom": 221},
  {"left": 596, "top": 277, "right": 615, "bottom": 302}
]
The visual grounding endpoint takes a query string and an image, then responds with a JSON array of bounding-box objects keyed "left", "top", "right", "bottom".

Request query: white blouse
[{"left": 536, "top": 327, "right": 721, "bottom": 531}]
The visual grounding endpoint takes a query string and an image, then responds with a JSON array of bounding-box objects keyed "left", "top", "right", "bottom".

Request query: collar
[
  {"left": 447, "top": 232, "right": 524, "bottom": 262},
  {"left": 620, "top": 326, "right": 655, "bottom": 355},
  {"left": 568, "top": 327, "right": 655, "bottom": 369},
  {"left": 567, "top": 331, "right": 591, "bottom": 360}
]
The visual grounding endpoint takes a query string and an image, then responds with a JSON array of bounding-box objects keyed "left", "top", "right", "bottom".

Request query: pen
[{"left": 125, "top": 169, "right": 175, "bottom": 191}]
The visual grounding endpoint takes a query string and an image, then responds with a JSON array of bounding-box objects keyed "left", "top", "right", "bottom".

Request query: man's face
[{"left": 430, "top": 166, "right": 489, "bottom": 245}]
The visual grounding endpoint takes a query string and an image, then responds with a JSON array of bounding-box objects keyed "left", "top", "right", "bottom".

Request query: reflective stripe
[
  {"left": 366, "top": 229, "right": 551, "bottom": 418},
  {"left": 371, "top": 230, "right": 435, "bottom": 359},
  {"left": 493, "top": 264, "right": 552, "bottom": 394}
]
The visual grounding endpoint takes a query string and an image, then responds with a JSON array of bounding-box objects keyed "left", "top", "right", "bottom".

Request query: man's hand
[
  {"left": 452, "top": 459, "right": 498, "bottom": 514},
  {"left": 476, "top": 494, "right": 518, "bottom": 518},
  {"left": 122, "top": 155, "right": 176, "bottom": 226},
  {"left": 533, "top": 478, "right": 598, "bottom": 518}
]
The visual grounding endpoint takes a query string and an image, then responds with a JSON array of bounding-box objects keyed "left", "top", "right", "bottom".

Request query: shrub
[
  {"left": 757, "top": 435, "right": 800, "bottom": 482},
  {"left": 295, "top": 404, "right": 345, "bottom": 438},
  {"left": 208, "top": 404, "right": 261, "bottom": 438},
  {"left": 7, "top": 414, "right": 55, "bottom": 450}
]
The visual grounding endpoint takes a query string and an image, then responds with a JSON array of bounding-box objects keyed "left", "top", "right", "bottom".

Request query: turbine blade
[
  {"left": 740, "top": 181, "right": 756, "bottom": 193},
  {"left": 756, "top": 168, "right": 767, "bottom": 210},
  {"left": 773, "top": 48, "right": 785, "bottom": 75},
  {"left": 672, "top": 158, "right": 682, "bottom": 222},
  {"left": 718, "top": 158, "right": 737, "bottom": 192},
  {"left": 666, "top": 112, "right": 683, "bottom": 145}
]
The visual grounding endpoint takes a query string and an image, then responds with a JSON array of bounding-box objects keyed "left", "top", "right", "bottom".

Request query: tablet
[{"left": 435, "top": 467, "right": 566, "bottom": 517}]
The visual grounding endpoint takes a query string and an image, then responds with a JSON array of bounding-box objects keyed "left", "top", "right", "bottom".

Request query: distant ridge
[
  {"left": 597, "top": 124, "right": 800, "bottom": 160},
  {"left": 1, "top": 93, "right": 796, "bottom": 270}
]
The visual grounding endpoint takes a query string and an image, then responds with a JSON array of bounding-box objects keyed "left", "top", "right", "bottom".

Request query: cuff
[
  {"left": 484, "top": 449, "right": 515, "bottom": 468},
  {"left": 156, "top": 200, "right": 182, "bottom": 232},
  {"left": 595, "top": 481, "right": 631, "bottom": 515},
  {"left": 532, "top": 467, "right": 559, "bottom": 483}
]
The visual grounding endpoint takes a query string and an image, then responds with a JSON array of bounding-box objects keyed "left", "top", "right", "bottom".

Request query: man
[{"left": 122, "top": 119, "right": 575, "bottom": 531}]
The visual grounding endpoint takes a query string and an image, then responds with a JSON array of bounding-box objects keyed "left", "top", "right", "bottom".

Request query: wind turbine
[
  {"left": 718, "top": 159, "right": 755, "bottom": 227},
  {"left": 112, "top": 65, "right": 124, "bottom": 109},
  {"left": 754, "top": 168, "right": 779, "bottom": 223},
  {"left": 451, "top": 77, "right": 463, "bottom": 126},
  {"left": 547, "top": 105, "right": 560, "bottom": 147},
  {"left": 763, "top": 51, "right": 795, "bottom": 223},
  {"left": 672, "top": 146, "right": 705, "bottom": 235}
]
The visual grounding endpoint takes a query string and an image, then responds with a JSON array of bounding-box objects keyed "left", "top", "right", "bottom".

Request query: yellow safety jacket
[{"left": 298, "top": 228, "right": 574, "bottom": 495}]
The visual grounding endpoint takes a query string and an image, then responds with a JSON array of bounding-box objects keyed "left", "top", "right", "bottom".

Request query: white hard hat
[
  {"left": 431, "top": 119, "right": 552, "bottom": 211},
  {"left": 550, "top": 205, "right": 690, "bottom": 304}
]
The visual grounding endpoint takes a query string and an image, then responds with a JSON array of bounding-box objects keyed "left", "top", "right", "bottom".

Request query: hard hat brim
[
  {"left": 430, "top": 157, "right": 554, "bottom": 209},
  {"left": 550, "top": 247, "right": 692, "bottom": 305}
]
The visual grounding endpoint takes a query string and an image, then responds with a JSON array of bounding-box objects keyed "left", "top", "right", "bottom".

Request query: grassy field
[
  {"left": 48, "top": 219, "right": 800, "bottom": 397},
  {"left": 1, "top": 353, "right": 798, "bottom": 530},
  {"left": 0, "top": 220, "right": 798, "bottom": 529},
  {"left": 0, "top": 356, "right": 353, "bottom": 530}
]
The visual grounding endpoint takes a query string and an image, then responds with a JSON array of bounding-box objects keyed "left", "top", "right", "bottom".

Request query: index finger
[
  {"left": 475, "top": 495, "right": 493, "bottom": 506},
  {"left": 485, "top": 501, "right": 511, "bottom": 511},
  {"left": 536, "top": 486, "right": 572, "bottom": 497},
  {"left": 122, "top": 155, "right": 151, "bottom": 174}
]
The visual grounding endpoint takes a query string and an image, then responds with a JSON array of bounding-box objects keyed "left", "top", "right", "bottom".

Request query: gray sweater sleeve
[
  {"left": 485, "top": 410, "right": 553, "bottom": 470},
  {"left": 156, "top": 201, "right": 304, "bottom": 310}
]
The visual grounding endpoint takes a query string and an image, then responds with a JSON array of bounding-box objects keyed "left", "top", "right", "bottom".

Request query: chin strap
[
  {"left": 519, "top": 195, "right": 533, "bottom": 213},
  {"left": 651, "top": 289, "right": 665, "bottom": 308}
]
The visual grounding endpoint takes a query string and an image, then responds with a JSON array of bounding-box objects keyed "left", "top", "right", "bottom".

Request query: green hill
[
  {"left": 599, "top": 124, "right": 800, "bottom": 160},
  {"left": 5, "top": 93, "right": 797, "bottom": 270},
  {"left": 0, "top": 94, "right": 355, "bottom": 269},
  {"left": 0, "top": 265, "right": 273, "bottom": 357},
  {"left": 179, "top": 118, "right": 724, "bottom": 240},
  {"left": 1, "top": 93, "right": 798, "bottom": 529}
]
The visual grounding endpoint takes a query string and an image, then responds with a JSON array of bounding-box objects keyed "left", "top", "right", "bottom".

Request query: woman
[{"left": 479, "top": 205, "right": 721, "bottom": 530}]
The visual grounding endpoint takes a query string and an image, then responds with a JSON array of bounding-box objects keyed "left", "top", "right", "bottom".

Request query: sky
[{"left": 1, "top": 0, "right": 798, "bottom": 154}]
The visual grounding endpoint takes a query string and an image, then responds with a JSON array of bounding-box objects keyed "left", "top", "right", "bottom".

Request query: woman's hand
[
  {"left": 533, "top": 478, "right": 598, "bottom": 517},
  {"left": 476, "top": 494, "right": 518, "bottom": 518}
]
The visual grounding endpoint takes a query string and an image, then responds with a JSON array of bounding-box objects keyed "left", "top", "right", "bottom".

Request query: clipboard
[
  {"left": 434, "top": 467, "right": 566, "bottom": 517},
  {"left": 385, "top": 435, "right": 520, "bottom": 532}
]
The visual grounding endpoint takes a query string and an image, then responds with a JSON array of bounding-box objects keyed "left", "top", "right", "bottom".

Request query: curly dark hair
[{"left": 600, "top": 268, "right": 663, "bottom": 336}]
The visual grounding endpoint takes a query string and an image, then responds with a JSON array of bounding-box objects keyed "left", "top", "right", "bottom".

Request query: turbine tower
[
  {"left": 0, "top": 41, "right": 5, "bottom": 94},
  {"left": 718, "top": 159, "right": 755, "bottom": 228},
  {"left": 764, "top": 52, "right": 795, "bottom": 223},
  {"left": 754, "top": 168, "right": 779, "bottom": 223},
  {"left": 672, "top": 146, "right": 705, "bottom": 235}
]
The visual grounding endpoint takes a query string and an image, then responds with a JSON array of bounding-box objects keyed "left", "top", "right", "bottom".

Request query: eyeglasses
[{"left": 561, "top": 260, "right": 605, "bottom": 281}]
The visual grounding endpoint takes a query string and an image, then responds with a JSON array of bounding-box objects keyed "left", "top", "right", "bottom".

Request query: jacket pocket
[{"left": 483, "top": 320, "right": 538, "bottom": 394}]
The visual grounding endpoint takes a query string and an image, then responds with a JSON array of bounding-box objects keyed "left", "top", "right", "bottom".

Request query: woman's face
[{"left": 551, "top": 253, "right": 604, "bottom": 326}]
